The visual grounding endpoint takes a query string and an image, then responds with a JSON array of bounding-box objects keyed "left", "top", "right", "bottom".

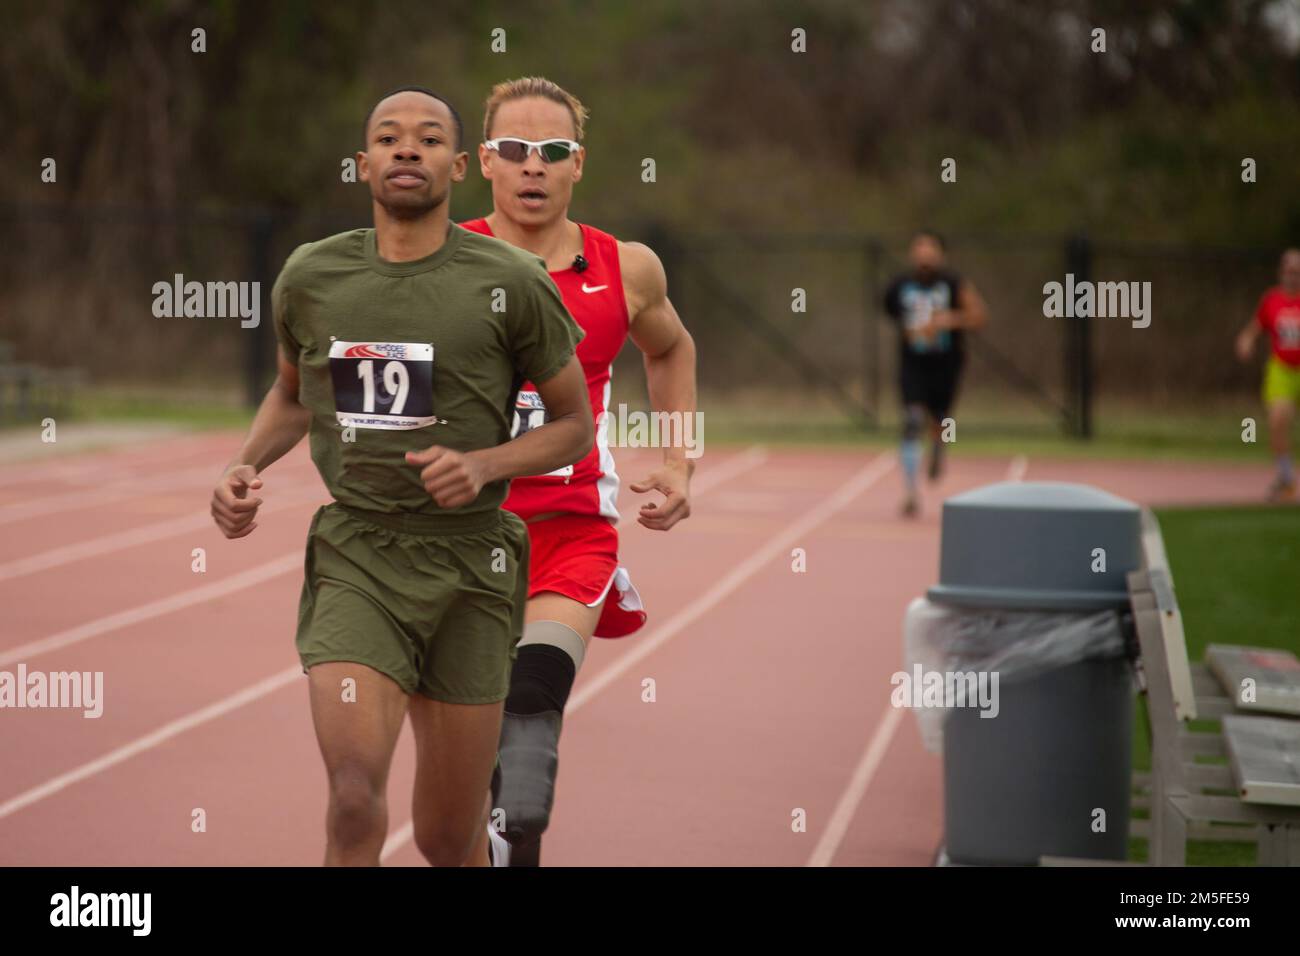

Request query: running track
[{"left": 0, "top": 433, "right": 1269, "bottom": 865}]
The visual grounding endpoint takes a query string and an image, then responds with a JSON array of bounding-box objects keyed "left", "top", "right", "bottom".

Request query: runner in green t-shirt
[{"left": 208, "top": 87, "right": 592, "bottom": 867}]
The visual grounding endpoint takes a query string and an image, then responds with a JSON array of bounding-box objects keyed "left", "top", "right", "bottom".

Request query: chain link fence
[{"left": 0, "top": 204, "right": 1279, "bottom": 434}]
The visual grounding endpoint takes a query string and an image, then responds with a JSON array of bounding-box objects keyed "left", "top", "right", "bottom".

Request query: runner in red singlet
[
  {"left": 462, "top": 77, "right": 698, "bottom": 866},
  {"left": 1235, "top": 248, "right": 1300, "bottom": 501}
]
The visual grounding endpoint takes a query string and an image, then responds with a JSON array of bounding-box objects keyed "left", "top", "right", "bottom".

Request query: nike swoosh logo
[{"left": 581, "top": 283, "right": 608, "bottom": 293}]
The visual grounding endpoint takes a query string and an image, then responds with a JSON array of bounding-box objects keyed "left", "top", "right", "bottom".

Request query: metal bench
[
  {"left": 1205, "top": 645, "right": 1300, "bottom": 717},
  {"left": 1129, "top": 508, "right": 1300, "bottom": 865}
]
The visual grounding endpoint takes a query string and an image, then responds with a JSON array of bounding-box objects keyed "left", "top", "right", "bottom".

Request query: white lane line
[
  {"left": 0, "top": 552, "right": 303, "bottom": 666},
  {"left": 381, "top": 823, "right": 416, "bottom": 862},
  {"left": 0, "top": 446, "right": 773, "bottom": 843},
  {"left": 677, "top": 445, "right": 767, "bottom": 495},
  {"left": 0, "top": 666, "right": 302, "bottom": 822},
  {"left": 0, "top": 465, "right": 224, "bottom": 525},
  {"left": 381, "top": 450, "right": 894, "bottom": 862},
  {"left": 808, "top": 455, "right": 1023, "bottom": 866},
  {"left": 0, "top": 434, "right": 231, "bottom": 488},
  {"left": 806, "top": 705, "right": 904, "bottom": 867},
  {"left": 0, "top": 486, "right": 324, "bottom": 583},
  {"left": 0, "top": 446, "right": 748, "bottom": 592},
  {"left": 567, "top": 452, "right": 894, "bottom": 712},
  {"left": 0, "top": 459, "right": 323, "bottom": 525}
]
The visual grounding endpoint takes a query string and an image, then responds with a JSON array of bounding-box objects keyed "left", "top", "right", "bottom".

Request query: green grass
[
  {"left": 694, "top": 417, "right": 1263, "bottom": 463},
  {"left": 3, "top": 382, "right": 1272, "bottom": 466},
  {"left": 1127, "top": 505, "right": 1300, "bottom": 865},
  {"left": 614, "top": 382, "right": 1269, "bottom": 463},
  {"left": 71, "top": 386, "right": 254, "bottom": 429},
  {"left": 1160, "top": 506, "right": 1300, "bottom": 653},
  {"left": 1, "top": 384, "right": 254, "bottom": 433}
]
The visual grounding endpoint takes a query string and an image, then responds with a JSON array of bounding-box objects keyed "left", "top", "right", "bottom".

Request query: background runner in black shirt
[{"left": 883, "top": 231, "right": 988, "bottom": 516}]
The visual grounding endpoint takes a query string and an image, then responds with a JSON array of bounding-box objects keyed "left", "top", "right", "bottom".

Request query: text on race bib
[
  {"left": 512, "top": 389, "right": 574, "bottom": 478},
  {"left": 1278, "top": 312, "right": 1300, "bottom": 348},
  {"left": 329, "top": 341, "right": 437, "bottom": 430},
  {"left": 902, "top": 285, "right": 952, "bottom": 353}
]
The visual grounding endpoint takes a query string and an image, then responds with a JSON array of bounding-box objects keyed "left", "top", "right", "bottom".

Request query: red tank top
[
  {"left": 1256, "top": 287, "right": 1300, "bottom": 367},
  {"left": 460, "top": 218, "right": 629, "bottom": 522}
]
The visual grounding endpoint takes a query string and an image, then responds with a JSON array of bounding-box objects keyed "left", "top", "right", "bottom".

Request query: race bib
[
  {"left": 904, "top": 293, "right": 934, "bottom": 331},
  {"left": 329, "top": 341, "right": 438, "bottom": 430},
  {"left": 1278, "top": 313, "right": 1300, "bottom": 349},
  {"left": 903, "top": 287, "right": 950, "bottom": 353},
  {"left": 512, "top": 389, "right": 573, "bottom": 478}
]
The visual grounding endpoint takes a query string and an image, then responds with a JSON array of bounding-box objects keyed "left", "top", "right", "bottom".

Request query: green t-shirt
[{"left": 272, "top": 224, "right": 584, "bottom": 517}]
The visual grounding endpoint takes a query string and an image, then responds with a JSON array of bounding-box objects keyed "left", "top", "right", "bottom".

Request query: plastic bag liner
[{"left": 902, "top": 596, "right": 1130, "bottom": 753}]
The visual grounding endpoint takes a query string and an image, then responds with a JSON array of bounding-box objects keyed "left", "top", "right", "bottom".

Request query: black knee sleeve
[
  {"left": 504, "top": 643, "right": 576, "bottom": 716},
  {"left": 494, "top": 643, "right": 578, "bottom": 845}
]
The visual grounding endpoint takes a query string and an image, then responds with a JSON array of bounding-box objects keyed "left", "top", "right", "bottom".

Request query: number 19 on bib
[{"left": 328, "top": 341, "right": 438, "bottom": 430}]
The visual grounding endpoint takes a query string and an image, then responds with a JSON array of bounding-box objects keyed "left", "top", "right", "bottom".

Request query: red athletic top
[
  {"left": 460, "top": 218, "right": 630, "bottom": 522},
  {"left": 1255, "top": 287, "right": 1300, "bottom": 366}
]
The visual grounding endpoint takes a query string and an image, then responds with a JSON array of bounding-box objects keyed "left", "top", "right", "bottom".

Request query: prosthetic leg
[{"left": 492, "top": 620, "right": 585, "bottom": 867}]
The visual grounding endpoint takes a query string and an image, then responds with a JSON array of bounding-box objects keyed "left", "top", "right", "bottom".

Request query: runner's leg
[
  {"left": 926, "top": 416, "right": 944, "bottom": 481},
  {"left": 898, "top": 356, "right": 927, "bottom": 514},
  {"left": 497, "top": 592, "right": 603, "bottom": 865},
  {"left": 926, "top": 355, "right": 962, "bottom": 482},
  {"left": 900, "top": 404, "right": 924, "bottom": 514},
  {"left": 409, "top": 696, "right": 505, "bottom": 866},
  {"left": 307, "top": 661, "right": 409, "bottom": 866},
  {"left": 1267, "top": 397, "right": 1295, "bottom": 493}
]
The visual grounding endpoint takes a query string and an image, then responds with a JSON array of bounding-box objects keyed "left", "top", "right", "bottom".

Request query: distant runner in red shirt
[
  {"left": 1235, "top": 247, "right": 1300, "bottom": 501},
  {"left": 462, "top": 76, "right": 698, "bottom": 866}
]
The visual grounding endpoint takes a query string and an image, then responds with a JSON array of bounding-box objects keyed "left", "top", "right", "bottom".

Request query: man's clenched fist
[
  {"left": 211, "top": 464, "right": 264, "bottom": 539},
  {"left": 405, "top": 446, "right": 488, "bottom": 509}
]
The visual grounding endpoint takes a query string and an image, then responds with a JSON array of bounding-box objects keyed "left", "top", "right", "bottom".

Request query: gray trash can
[{"left": 921, "top": 480, "right": 1140, "bottom": 866}]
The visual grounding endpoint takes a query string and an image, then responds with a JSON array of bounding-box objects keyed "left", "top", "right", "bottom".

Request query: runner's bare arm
[
  {"left": 622, "top": 240, "right": 698, "bottom": 531},
  {"left": 934, "top": 280, "right": 988, "bottom": 332},
  {"left": 210, "top": 348, "right": 311, "bottom": 538},
  {"left": 957, "top": 280, "right": 989, "bottom": 330},
  {"left": 1235, "top": 315, "right": 1261, "bottom": 362},
  {"left": 228, "top": 348, "right": 311, "bottom": 472},
  {"left": 405, "top": 355, "right": 593, "bottom": 509}
]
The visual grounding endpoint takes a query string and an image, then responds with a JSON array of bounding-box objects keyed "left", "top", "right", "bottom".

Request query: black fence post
[
  {"left": 247, "top": 213, "right": 276, "bottom": 408},
  {"left": 1065, "top": 232, "right": 1094, "bottom": 438}
]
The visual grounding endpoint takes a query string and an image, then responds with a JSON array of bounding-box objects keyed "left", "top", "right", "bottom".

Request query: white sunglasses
[{"left": 484, "top": 137, "right": 581, "bottom": 163}]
